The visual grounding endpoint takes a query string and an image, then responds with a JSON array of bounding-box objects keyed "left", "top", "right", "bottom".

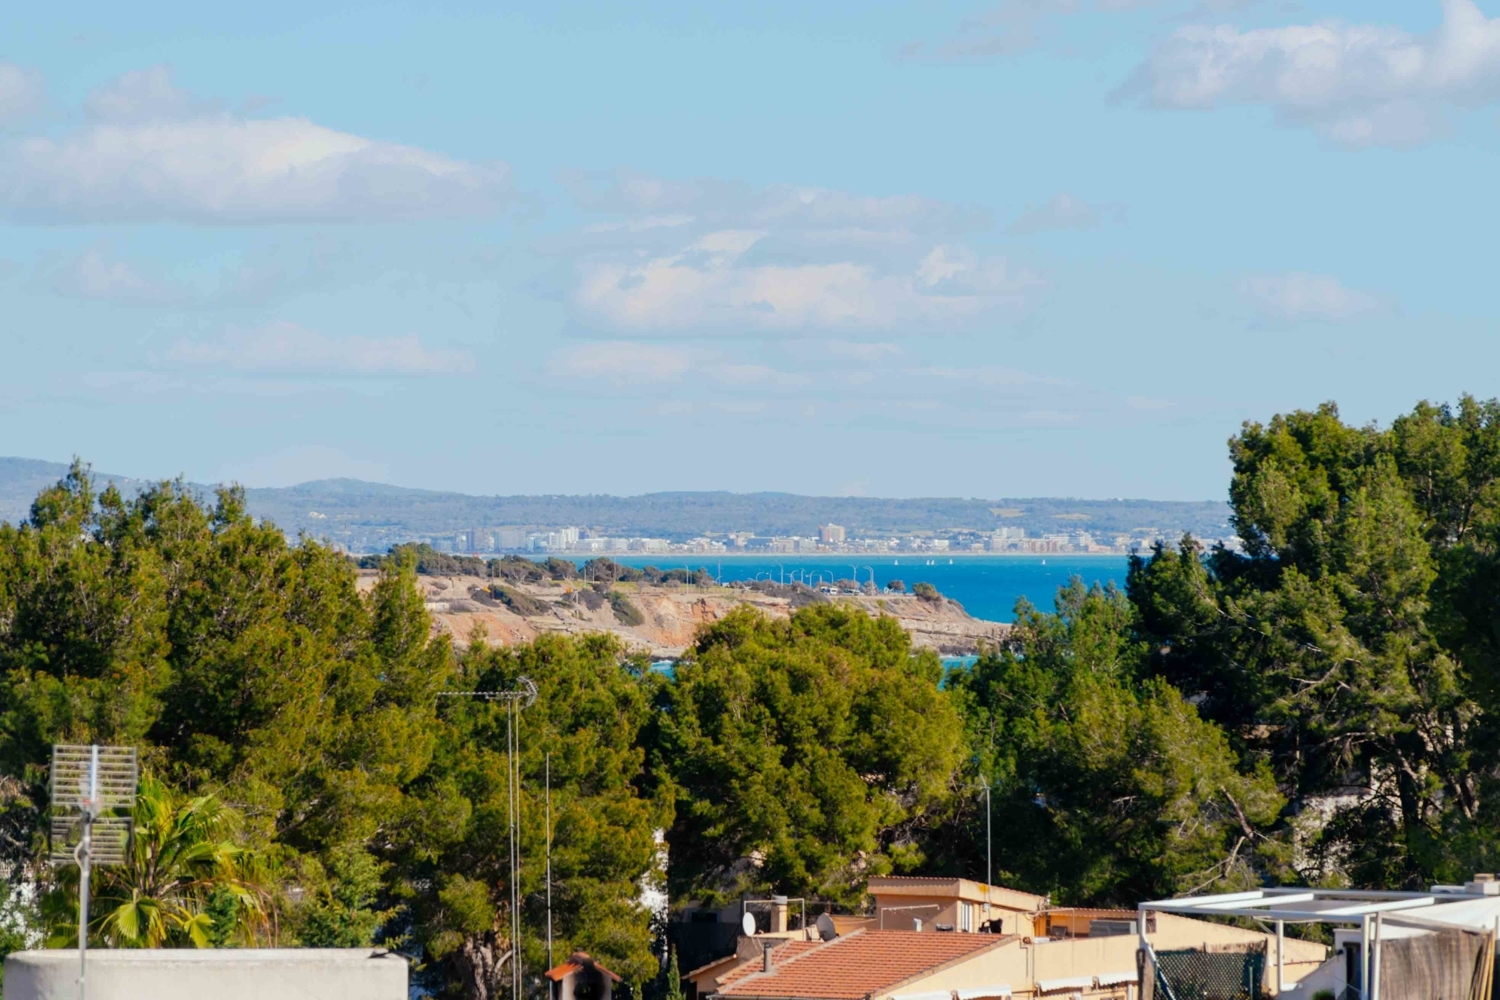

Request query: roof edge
[{"left": 872, "top": 934, "right": 1018, "bottom": 999}]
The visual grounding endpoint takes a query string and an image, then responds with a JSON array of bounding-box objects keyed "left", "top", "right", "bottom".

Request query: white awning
[
  {"left": 1037, "top": 976, "right": 1094, "bottom": 993},
  {"left": 1095, "top": 971, "right": 1138, "bottom": 988},
  {"left": 956, "top": 985, "right": 1012, "bottom": 999}
]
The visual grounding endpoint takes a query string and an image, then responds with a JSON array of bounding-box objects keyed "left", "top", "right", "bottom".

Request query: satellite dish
[
  {"left": 741, "top": 911, "right": 757, "bottom": 937},
  {"left": 816, "top": 913, "right": 837, "bottom": 941}
]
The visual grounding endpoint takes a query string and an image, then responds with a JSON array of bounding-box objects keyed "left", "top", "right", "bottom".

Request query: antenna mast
[
  {"left": 50, "top": 744, "right": 138, "bottom": 1000},
  {"left": 439, "top": 678, "right": 538, "bottom": 1000}
]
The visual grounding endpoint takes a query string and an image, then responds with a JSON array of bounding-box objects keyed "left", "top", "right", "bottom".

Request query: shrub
[
  {"left": 491, "top": 584, "right": 549, "bottom": 616},
  {"left": 610, "top": 591, "right": 646, "bottom": 626},
  {"left": 913, "top": 582, "right": 940, "bottom": 601}
]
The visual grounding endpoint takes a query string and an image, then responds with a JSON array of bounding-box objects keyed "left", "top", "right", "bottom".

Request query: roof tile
[{"left": 719, "top": 930, "right": 1009, "bottom": 1000}]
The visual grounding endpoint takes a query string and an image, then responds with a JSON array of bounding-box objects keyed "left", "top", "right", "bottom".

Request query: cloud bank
[
  {"left": 563, "top": 170, "right": 1039, "bottom": 336},
  {"left": 1124, "top": 0, "right": 1500, "bottom": 145},
  {"left": 0, "top": 66, "right": 511, "bottom": 222},
  {"left": 1240, "top": 272, "right": 1385, "bottom": 320}
]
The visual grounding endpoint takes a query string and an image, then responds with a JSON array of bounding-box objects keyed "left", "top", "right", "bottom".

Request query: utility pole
[
  {"left": 438, "top": 679, "right": 538, "bottom": 1000},
  {"left": 546, "top": 753, "right": 553, "bottom": 974},
  {"left": 979, "top": 777, "right": 992, "bottom": 929}
]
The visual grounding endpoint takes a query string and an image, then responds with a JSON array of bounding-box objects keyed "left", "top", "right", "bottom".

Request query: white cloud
[
  {"left": 0, "top": 63, "right": 42, "bottom": 123},
  {"left": 1240, "top": 272, "right": 1386, "bottom": 320},
  {"left": 167, "top": 321, "right": 475, "bottom": 373},
  {"left": 1008, "top": 193, "right": 1116, "bottom": 234},
  {"left": 574, "top": 230, "right": 1038, "bottom": 334},
  {"left": 85, "top": 66, "right": 204, "bottom": 122},
  {"left": 561, "top": 169, "right": 1039, "bottom": 336},
  {"left": 218, "top": 445, "right": 390, "bottom": 488},
  {"left": 1124, "top": 0, "right": 1500, "bottom": 145},
  {"left": 549, "top": 341, "right": 691, "bottom": 386},
  {"left": 564, "top": 169, "right": 989, "bottom": 239},
  {"left": 0, "top": 66, "right": 510, "bottom": 222},
  {"left": 47, "top": 247, "right": 184, "bottom": 304}
]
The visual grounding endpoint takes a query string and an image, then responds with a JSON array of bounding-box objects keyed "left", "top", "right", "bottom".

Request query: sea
[{"left": 572, "top": 554, "right": 1132, "bottom": 625}]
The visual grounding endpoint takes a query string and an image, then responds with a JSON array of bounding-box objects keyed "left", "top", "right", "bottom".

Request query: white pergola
[{"left": 1137, "top": 886, "right": 1496, "bottom": 998}]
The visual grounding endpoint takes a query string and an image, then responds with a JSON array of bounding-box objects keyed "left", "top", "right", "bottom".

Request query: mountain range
[{"left": 0, "top": 457, "right": 1232, "bottom": 553}]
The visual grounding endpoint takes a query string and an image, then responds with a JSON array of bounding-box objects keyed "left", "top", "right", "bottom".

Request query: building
[
  {"left": 819, "top": 524, "right": 847, "bottom": 545},
  {"left": 545, "top": 951, "right": 620, "bottom": 1000},
  {"left": 494, "top": 528, "right": 527, "bottom": 550},
  {"left": 1142, "top": 877, "right": 1500, "bottom": 999},
  {"left": 681, "top": 876, "right": 1326, "bottom": 1000},
  {"left": 3, "top": 949, "right": 406, "bottom": 1000}
]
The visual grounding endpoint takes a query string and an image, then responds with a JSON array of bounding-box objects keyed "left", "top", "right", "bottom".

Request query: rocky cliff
[{"left": 360, "top": 572, "right": 1010, "bottom": 658}]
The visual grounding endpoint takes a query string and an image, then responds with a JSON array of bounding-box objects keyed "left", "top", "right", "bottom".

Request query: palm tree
[{"left": 48, "top": 776, "right": 273, "bottom": 948}]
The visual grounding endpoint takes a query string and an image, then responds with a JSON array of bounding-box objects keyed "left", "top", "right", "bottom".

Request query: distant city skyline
[{"left": 5, "top": 2, "right": 1499, "bottom": 500}]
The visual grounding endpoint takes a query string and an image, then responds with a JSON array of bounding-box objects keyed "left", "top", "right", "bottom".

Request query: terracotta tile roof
[
  {"left": 717, "top": 940, "right": 825, "bottom": 990},
  {"left": 719, "top": 930, "right": 1010, "bottom": 1000},
  {"left": 545, "top": 952, "right": 621, "bottom": 983}
]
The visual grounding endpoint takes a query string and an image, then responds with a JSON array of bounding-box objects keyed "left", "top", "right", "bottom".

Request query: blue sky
[{"left": 2, "top": 0, "right": 1498, "bottom": 500}]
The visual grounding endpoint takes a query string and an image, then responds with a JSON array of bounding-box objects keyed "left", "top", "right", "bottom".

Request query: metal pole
[
  {"left": 1370, "top": 912, "right": 1382, "bottom": 1000},
  {"left": 985, "top": 781, "right": 992, "bottom": 891},
  {"left": 1276, "top": 919, "right": 1284, "bottom": 995},
  {"left": 546, "top": 752, "right": 553, "bottom": 974},
  {"left": 1360, "top": 914, "right": 1371, "bottom": 999},
  {"left": 78, "top": 823, "right": 90, "bottom": 1000},
  {"left": 509, "top": 701, "right": 520, "bottom": 1000}
]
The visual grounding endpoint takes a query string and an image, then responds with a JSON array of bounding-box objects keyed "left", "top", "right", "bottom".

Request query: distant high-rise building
[
  {"left": 495, "top": 528, "right": 527, "bottom": 550},
  {"left": 819, "top": 523, "right": 846, "bottom": 545}
]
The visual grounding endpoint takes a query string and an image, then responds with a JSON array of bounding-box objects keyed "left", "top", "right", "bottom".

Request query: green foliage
[
  {"left": 663, "top": 947, "right": 685, "bottom": 1000},
  {"left": 944, "top": 581, "right": 1284, "bottom": 903},
  {"left": 912, "top": 582, "right": 939, "bottom": 601},
  {"left": 368, "top": 543, "right": 491, "bottom": 577},
  {"left": 886, "top": 580, "right": 905, "bottom": 593},
  {"left": 294, "top": 844, "right": 392, "bottom": 948},
  {"left": 490, "top": 583, "right": 549, "bottom": 617},
  {"left": 390, "top": 632, "right": 666, "bottom": 996},
  {"left": 653, "top": 604, "right": 963, "bottom": 908},
  {"left": 1128, "top": 397, "right": 1500, "bottom": 887},
  {"left": 609, "top": 591, "right": 646, "bottom": 626},
  {"left": 44, "top": 777, "right": 271, "bottom": 948}
]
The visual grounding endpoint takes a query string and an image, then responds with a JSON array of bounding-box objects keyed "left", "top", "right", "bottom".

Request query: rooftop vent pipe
[{"left": 762, "top": 942, "right": 775, "bottom": 973}]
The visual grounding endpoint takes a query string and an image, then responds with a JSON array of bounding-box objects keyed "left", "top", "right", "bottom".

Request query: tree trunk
[{"left": 455, "top": 931, "right": 511, "bottom": 1000}]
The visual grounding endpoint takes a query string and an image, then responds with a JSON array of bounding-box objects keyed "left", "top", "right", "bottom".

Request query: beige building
[{"left": 685, "top": 877, "right": 1326, "bottom": 1000}]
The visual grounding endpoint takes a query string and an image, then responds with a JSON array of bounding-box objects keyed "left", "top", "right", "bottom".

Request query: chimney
[
  {"left": 913, "top": 918, "right": 924, "bottom": 932},
  {"left": 771, "top": 895, "right": 789, "bottom": 933},
  {"left": 1466, "top": 874, "right": 1500, "bottom": 895},
  {"left": 762, "top": 941, "right": 776, "bottom": 973}
]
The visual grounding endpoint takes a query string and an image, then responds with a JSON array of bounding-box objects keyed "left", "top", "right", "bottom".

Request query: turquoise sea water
[{"left": 575, "top": 554, "right": 1132, "bottom": 624}]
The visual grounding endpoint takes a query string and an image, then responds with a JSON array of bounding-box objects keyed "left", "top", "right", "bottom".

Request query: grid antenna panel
[
  {"left": 50, "top": 745, "right": 138, "bottom": 813},
  {"left": 49, "top": 816, "right": 131, "bottom": 866}
]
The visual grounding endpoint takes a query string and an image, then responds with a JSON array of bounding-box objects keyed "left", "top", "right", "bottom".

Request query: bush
[
  {"left": 610, "top": 591, "right": 646, "bottom": 626},
  {"left": 886, "top": 579, "right": 905, "bottom": 593},
  {"left": 491, "top": 584, "right": 549, "bottom": 616},
  {"left": 913, "top": 582, "right": 940, "bottom": 601}
]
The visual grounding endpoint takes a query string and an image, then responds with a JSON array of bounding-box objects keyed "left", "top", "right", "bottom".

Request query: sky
[{"left": 2, "top": 0, "right": 1499, "bottom": 501}]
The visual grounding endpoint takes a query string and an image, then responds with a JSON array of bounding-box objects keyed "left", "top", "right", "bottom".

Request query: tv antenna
[
  {"left": 50, "top": 744, "right": 139, "bottom": 1000},
  {"left": 438, "top": 678, "right": 538, "bottom": 1000}
]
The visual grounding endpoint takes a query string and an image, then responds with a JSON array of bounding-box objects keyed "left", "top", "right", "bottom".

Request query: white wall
[{"left": 3, "top": 948, "right": 407, "bottom": 1000}]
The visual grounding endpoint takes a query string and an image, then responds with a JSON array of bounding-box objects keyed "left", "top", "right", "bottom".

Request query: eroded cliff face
[{"left": 360, "top": 572, "right": 1009, "bottom": 658}]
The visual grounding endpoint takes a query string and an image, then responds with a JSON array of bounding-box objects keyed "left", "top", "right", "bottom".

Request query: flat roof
[{"left": 1139, "top": 887, "right": 1500, "bottom": 926}]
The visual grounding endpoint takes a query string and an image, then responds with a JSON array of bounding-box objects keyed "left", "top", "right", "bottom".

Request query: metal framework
[
  {"left": 439, "top": 679, "right": 538, "bottom": 1000},
  {"left": 49, "top": 744, "right": 139, "bottom": 1000},
  {"left": 1138, "top": 886, "right": 1496, "bottom": 999}
]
